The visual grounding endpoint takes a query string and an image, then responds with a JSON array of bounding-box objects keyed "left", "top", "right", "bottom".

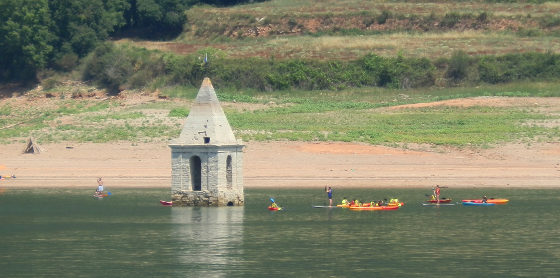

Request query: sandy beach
[{"left": 1, "top": 141, "right": 558, "bottom": 189}]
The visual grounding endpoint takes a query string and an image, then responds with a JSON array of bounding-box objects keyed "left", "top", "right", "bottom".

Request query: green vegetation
[
  {"left": 231, "top": 105, "right": 554, "bottom": 146},
  {"left": 1, "top": 82, "right": 559, "bottom": 147},
  {"left": 79, "top": 44, "right": 560, "bottom": 92},
  {"left": 0, "top": 0, "right": 259, "bottom": 82}
]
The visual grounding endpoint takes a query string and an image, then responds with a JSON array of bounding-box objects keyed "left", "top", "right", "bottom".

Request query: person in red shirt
[{"left": 434, "top": 185, "right": 441, "bottom": 204}]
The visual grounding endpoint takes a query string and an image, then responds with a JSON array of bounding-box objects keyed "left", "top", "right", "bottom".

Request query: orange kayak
[
  {"left": 348, "top": 206, "right": 399, "bottom": 211},
  {"left": 461, "top": 199, "right": 509, "bottom": 204}
]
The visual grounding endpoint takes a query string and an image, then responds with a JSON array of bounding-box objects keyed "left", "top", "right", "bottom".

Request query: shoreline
[{"left": 1, "top": 141, "right": 559, "bottom": 189}]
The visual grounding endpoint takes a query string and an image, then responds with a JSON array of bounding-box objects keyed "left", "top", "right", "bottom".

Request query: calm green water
[{"left": 1, "top": 187, "right": 559, "bottom": 277}]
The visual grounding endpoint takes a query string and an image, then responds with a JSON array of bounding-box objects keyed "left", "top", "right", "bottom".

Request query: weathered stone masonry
[{"left": 169, "top": 78, "right": 244, "bottom": 206}]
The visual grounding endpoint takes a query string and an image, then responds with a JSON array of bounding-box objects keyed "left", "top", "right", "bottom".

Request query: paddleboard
[{"left": 313, "top": 205, "right": 339, "bottom": 208}]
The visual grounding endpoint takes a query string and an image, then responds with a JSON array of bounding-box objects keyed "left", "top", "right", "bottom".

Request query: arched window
[
  {"left": 226, "top": 155, "right": 233, "bottom": 189},
  {"left": 190, "top": 156, "right": 201, "bottom": 191}
]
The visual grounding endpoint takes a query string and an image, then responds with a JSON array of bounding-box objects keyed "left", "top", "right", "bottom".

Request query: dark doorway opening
[
  {"left": 190, "top": 156, "right": 201, "bottom": 191},
  {"left": 226, "top": 155, "right": 233, "bottom": 189}
]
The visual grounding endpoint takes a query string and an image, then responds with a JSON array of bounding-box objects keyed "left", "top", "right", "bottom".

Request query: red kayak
[
  {"left": 426, "top": 199, "right": 452, "bottom": 203},
  {"left": 461, "top": 198, "right": 509, "bottom": 204},
  {"left": 160, "top": 200, "right": 173, "bottom": 206},
  {"left": 268, "top": 206, "right": 282, "bottom": 211}
]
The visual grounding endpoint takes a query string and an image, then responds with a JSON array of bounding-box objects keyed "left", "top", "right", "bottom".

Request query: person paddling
[
  {"left": 432, "top": 185, "right": 448, "bottom": 204},
  {"left": 325, "top": 186, "right": 333, "bottom": 207},
  {"left": 433, "top": 185, "right": 441, "bottom": 204},
  {"left": 96, "top": 177, "right": 104, "bottom": 195},
  {"left": 270, "top": 198, "right": 279, "bottom": 209}
]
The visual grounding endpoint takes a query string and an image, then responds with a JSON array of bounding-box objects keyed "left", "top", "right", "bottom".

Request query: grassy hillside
[
  {"left": 2, "top": 81, "right": 559, "bottom": 148},
  {"left": 126, "top": 0, "right": 560, "bottom": 60},
  {"left": 96, "top": 0, "right": 560, "bottom": 92}
]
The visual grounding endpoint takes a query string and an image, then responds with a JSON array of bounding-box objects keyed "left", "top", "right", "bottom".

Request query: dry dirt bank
[{"left": 1, "top": 141, "right": 558, "bottom": 189}]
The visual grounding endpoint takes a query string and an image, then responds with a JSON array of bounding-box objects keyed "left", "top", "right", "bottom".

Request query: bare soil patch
[
  {"left": 1, "top": 141, "right": 558, "bottom": 190},
  {"left": 389, "top": 96, "right": 560, "bottom": 111}
]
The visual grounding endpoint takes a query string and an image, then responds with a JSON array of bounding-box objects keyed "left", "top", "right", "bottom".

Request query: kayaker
[
  {"left": 326, "top": 186, "right": 333, "bottom": 207},
  {"left": 269, "top": 197, "right": 279, "bottom": 209},
  {"left": 341, "top": 197, "right": 349, "bottom": 206},
  {"left": 96, "top": 177, "right": 104, "bottom": 194},
  {"left": 482, "top": 196, "right": 488, "bottom": 203}
]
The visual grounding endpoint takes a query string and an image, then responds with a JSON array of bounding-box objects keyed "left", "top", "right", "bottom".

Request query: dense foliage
[
  {"left": 0, "top": 0, "right": 54, "bottom": 81},
  {"left": 0, "top": 0, "right": 262, "bottom": 82},
  {"left": 1, "top": 0, "right": 559, "bottom": 91},
  {"left": 80, "top": 43, "right": 560, "bottom": 92}
]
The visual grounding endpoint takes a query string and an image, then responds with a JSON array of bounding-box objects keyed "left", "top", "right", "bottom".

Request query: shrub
[
  {"left": 377, "top": 10, "right": 391, "bottom": 25},
  {"left": 446, "top": 51, "right": 470, "bottom": 81},
  {"left": 440, "top": 12, "right": 462, "bottom": 28}
]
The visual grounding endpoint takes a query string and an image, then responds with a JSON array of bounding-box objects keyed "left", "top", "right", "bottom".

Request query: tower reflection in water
[{"left": 171, "top": 207, "right": 244, "bottom": 276}]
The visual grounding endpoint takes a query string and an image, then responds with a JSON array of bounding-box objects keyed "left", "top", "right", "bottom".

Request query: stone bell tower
[{"left": 169, "top": 77, "right": 244, "bottom": 206}]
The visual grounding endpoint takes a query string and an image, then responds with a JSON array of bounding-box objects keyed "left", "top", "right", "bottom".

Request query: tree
[
  {"left": 49, "top": 0, "right": 129, "bottom": 57},
  {"left": 122, "top": 0, "right": 187, "bottom": 38},
  {"left": 0, "top": 0, "right": 54, "bottom": 81}
]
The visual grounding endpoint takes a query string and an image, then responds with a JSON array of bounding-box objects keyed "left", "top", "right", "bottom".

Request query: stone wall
[
  {"left": 169, "top": 144, "right": 244, "bottom": 206},
  {"left": 171, "top": 190, "right": 244, "bottom": 206}
]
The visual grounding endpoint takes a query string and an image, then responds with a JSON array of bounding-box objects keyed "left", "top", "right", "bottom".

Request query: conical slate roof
[{"left": 171, "top": 78, "right": 239, "bottom": 145}]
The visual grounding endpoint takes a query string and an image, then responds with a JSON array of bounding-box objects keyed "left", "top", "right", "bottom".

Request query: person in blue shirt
[{"left": 326, "top": 186, "right": 333, "bottom": 207}]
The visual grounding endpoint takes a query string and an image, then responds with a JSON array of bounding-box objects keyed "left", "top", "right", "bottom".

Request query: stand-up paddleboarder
[
  {"left": 432, "top": 185, "right": 449, "bottom": 204},
  {"left": 325, "top": 186, "right": 333, "bottom": 207}
]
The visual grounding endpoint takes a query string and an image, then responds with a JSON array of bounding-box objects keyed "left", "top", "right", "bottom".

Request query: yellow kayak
[{"left": 348, "top": 206, "right": 399, "bottom": 211}]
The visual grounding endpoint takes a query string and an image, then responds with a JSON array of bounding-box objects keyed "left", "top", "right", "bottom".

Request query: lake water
[{"left": 1, "top": 187, "right": 559, "bottom": 277}]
